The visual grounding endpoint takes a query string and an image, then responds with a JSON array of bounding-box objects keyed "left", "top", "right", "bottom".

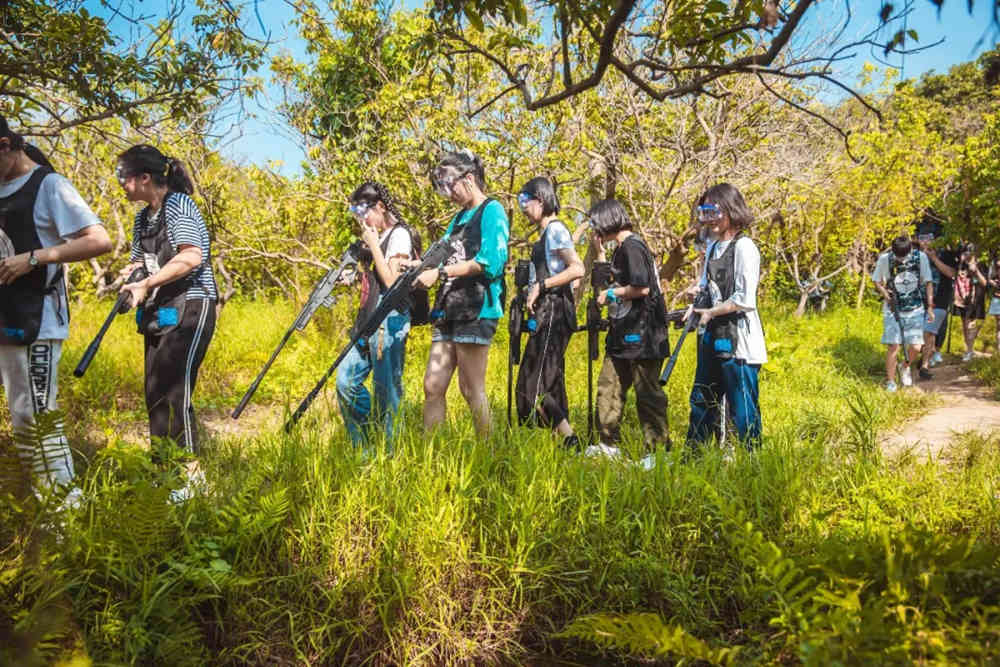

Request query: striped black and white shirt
[{"left": 130, "top": 192, "right": 217, "bottom": 300}]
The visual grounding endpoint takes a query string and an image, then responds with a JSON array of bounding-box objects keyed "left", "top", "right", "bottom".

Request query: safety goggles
[
  {"left": 349, "top": 201, "right": 373, "bottom": 220},
  {"left": 697, "top": 203, "right": 723, "bottom": 222},
  {"left": 115, "top": 163, "right": 135, "bottom": 186},
  {"left": 517, "top": 192, "right": 535, "bottom": 210},
  {"left": 432, "top": 171, "right": 469, "bottom": 198},
  {"left": 916, "top": 233, "right": 934, "bottom": 243}
]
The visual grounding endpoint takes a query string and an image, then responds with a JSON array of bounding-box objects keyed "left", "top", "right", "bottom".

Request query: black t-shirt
[
  {"left": 606, "top": 234, "right": 668, "bottom": 360},
  {"left": 930, "top": 249, "right": 959, "bottom": 309}
]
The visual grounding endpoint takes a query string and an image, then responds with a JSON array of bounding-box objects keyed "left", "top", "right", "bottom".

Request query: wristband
[
  {"left": 606, "top": 287, "right": 617, "bottom": 303},
  {"left": 538, "top": 280, "right": 549, "bottom": 297},
  {"left": 437, "top": 268, "right": 449, "bottom": 284}
]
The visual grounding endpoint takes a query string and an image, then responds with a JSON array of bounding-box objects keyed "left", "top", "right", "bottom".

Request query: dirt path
[{"left": 881, "top": 357, "right": 1000, "bottom": 460}]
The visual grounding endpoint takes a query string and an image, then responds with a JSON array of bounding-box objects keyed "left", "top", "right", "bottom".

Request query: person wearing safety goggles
[
  {"left": 587, "top": 198, "right": 671, "bottom": 460},
  {"left": 513, "top": 177, "right": 584, "bottom": 449},
  {"left": 0, "top": 115, "right": 111, "bottom": 507},
  {"left": 336, "top": 181, "right": 421, "bottom": 452},
  {"left": 686, "top": 184, "right": 766, "bottom": 451},
  {"left": 413, "top": 150, "right": 509, "bottom": 436},
  {"left": 115, "top": 144, "right": 218, "bottom": 502}
]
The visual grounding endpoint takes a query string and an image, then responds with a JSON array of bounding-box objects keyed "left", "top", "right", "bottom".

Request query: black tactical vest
[
  {"left": 134, "top": 193, "right": 198, "bottom": 336},
  {"left": 706, "top": 234, "right": 748, "bottom": 359},
  {"left": 0, "top": 167, "right": 64, "bottom": 345}
]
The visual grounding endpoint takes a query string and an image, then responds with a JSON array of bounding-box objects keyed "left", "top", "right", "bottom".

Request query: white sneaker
[
  {"left": 963, "top": 351, "right": 974, "bottom": 362},
  {"left": 886, "top": 380, "right": 898, "bottom": 392},
  {"left": 930, "top": 351, "right": 943, "bottom": 367},
  {"left": 900, "top": 365, "right": 913, "bottom": 387},
  {"left": 584, "top": 443, "right": 622, "bottom": 460},
  {"left": 59, "top": 486, "right": 83, "bottom": 512},
  {"left": 169, "top": 464, "right": 206, "bottom": 504},
  {"left": 639, "top": 453, "right": 657, "bottom": 470}
]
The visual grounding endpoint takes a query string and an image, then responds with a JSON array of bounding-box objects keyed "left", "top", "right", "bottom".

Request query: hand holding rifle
[
  {"left": 73, "top": 266, "right": 148, "bottom": 378},
  {"left": 284, "top": 232, "right": 459, "bottom": 431}
]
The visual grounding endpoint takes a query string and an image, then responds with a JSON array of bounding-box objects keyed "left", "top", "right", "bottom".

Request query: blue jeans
[
  {"left": 686, "top": 332, "right": 762, "bottom": 450},
  {"left": 336, "top": 310, "right": 410, "bottom": 451}
]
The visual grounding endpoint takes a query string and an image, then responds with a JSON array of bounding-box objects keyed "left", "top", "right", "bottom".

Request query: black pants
[
  {"left": 143, "top": 298, "right": 216, "bottom": 455},
  {"left": 515, "top": 296, "right": 574, "bottom": 428}
]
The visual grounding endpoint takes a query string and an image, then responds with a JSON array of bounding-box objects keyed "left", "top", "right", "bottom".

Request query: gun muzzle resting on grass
[
  {"left": 73, "top": 267, "right": 148, "bottom": 378},
  {"left": 505, "top": 260, "right": 533, "bottom": 427},
  {"left": 575, "top": 261, "right": 612, "bottom": 444},
  {"left": 659, "top": 290, "right": 711, "bottom": 387},
  {"left": 231, "top": 246, "right": 360, "bottom": 419},
  {"left": 283, "top": 233, "right": 459, "bottom": 432}
]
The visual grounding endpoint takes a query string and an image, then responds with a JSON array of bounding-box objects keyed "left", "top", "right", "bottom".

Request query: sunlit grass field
[{"left": 3, "top": 298, "right": 999, "bottom": 665}]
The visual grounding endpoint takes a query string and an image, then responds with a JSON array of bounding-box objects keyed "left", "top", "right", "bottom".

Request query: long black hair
[
  {"left": 0, "top": 115, "right": 54, "bottom": 169},
  {"left": 117, "top": 144, "right": 195, "bottom": 195},
  {"left": 432, "top": 149, "right": 486, "bottom": 192}
]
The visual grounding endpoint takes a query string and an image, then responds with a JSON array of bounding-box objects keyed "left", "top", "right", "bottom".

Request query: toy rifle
[
  {"left": 232, "top": 245, "right": 360, "bottom": 419},
  {"left": 507, "top": 260, "right": 533, "bottom": 427},
  {"left": 575, "top": 262, "right": 612, "bottom": 444},
  {"left": 659, "top": 290, "right": 711, "bottom": 387},
  {"left": 73, "top": 267, "right": 147, "bottom": 378},
  {"left": 284, "top": 233, "right": 458, "bottom": 431}
]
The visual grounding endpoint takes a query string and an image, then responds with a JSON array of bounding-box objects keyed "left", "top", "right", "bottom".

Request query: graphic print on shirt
[
  {"left": 890, "top": 251, "right": 923, "bottom": 312},
  {"left": 0, "top": 228, "right": 13, "bottom": 259}
]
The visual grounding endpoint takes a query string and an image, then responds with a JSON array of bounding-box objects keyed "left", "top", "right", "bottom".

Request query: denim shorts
[
  {"left": 431, "top": 318, "right": 498, "bottom": 345},
  {"left": 989, "top": 298, "right": 1000, "bottom": 317},
  {"left": 881, "top": 308, "right": 925, "bottom": 346},
  {"left": 923, "top": 308, "right": 947, "bottom": 335}
]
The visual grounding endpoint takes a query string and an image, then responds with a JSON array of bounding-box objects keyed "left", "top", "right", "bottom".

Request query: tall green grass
[{"left": 2, "top": 300, "right": 998, "bottom": 665}]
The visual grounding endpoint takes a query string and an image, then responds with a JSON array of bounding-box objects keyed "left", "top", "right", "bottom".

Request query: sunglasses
[
  {"left": 697, "top": 204, "right": 723, "bottom": 222},
  {"left": 517, "top": 192, "right": 535, "bottom": 209},
  {"left": 349, "top": 201, "right": 373, "bottom": 220}
]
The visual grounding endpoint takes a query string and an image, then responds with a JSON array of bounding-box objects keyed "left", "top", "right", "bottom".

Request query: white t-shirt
[
  {"left": 381, "top": 225, "right": 413, "bottom": 261},
  {"left": 0, "top": 166, "right": 102, "bottom": 341},
  {"left": 871, "top": 250, "right": 932, "bottom": 315},
  {"left": 699, "top": 236, "right": 767, "bottom": 365}
]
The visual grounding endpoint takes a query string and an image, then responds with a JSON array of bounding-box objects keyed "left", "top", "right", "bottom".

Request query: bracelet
[{"left": 606, "top": 287, "right": 618, "bottom": 303}]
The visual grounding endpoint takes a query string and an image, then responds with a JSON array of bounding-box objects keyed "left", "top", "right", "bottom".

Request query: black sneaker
[
  {"left": 918, "top": 367, "right": 933, "bottom": 381},
  {"left": 563, "top": 434, "right": 582, "bottom": 452}
]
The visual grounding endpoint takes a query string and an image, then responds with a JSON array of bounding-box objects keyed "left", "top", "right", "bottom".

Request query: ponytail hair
[
  {"left": 432, "top": 148, "right": 486, "bottom": 192},
  {"left": 117, "top": 144, "right": 195, "bottom": 195},
  {"left": 0, "top": 115, "right": 53, "bottom": 169}
]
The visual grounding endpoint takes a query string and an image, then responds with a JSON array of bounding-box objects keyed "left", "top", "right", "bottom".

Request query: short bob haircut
[
  {"left": 588, "top": 198, "right": 633, "bottom": 237},
  {"left": 520, "top": 176, "right": 560, "bottom": 216},
  {"left": 698, "top": 183, "right": 754, "bottom": 231},
  {"left": 431, "top": 149, "right": 486, "bottom": 192},
  {"left": 891, "top": 235, "right": 913, "bottom": 258}
]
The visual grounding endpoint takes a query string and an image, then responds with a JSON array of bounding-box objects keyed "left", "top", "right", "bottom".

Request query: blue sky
[{"left": 99, "top": 1, "right": 1000, "bottom": 177}]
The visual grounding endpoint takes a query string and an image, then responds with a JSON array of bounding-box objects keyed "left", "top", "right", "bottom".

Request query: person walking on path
[
  {"left": 0, "top": 115, "right": 112, "bottom": 502},
  {"left": 872, "top": 235, "right": 933, "bottom": 392}
]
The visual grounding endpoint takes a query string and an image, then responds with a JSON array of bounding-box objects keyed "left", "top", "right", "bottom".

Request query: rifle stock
[
  {"left": 232, "top": 247, "right": 358, "bottom": 419},
  {"left": 73, "top": 267, "right": 147, "bottom": 378},
  {"left": 284, "top": 236, "right": 457, "bottom": 431}
]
